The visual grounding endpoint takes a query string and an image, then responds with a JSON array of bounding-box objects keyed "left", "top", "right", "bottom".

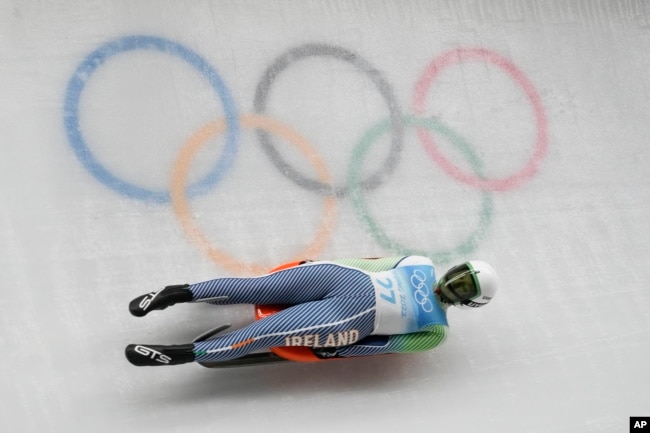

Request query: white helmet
[{"left": 436, "top": 260, "right": 498, "bottom": 308}]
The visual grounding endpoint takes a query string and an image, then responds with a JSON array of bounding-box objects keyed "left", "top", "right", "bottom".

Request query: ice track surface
[{"left": 1, "top": 1, "right": 649, "bottom": 432}]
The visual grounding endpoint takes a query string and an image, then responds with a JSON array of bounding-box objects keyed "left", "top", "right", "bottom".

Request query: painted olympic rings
[
  {"left": 64, "top": 37, "right": 548, "bottom": 273},
  {"left": 253, "top": 43, "right": 404, "bottom": 197},
  {"left": 63, "top": 35, "right": 239, "bottom": 204},
  {"left": 413, "top": 47, "right": 548, "bottom": 192},
  {"left": 171, "top": 114, "right": 337, "bottom": 276},
  {"left": 348, "top": 116, "right": 493, "bottom": 264}
]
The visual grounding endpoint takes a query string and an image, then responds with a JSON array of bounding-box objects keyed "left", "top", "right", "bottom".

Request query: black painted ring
[{"left": 253, "top": 43, "right": 405, "bottom": 197}]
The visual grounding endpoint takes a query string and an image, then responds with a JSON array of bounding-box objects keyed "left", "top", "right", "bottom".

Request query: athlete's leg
[
  {"left": 194, "top": 295, "right": 376, "bottom": 362},
  {"left": 189, "top": 263, "right": 371, "bottom": 303},
  {"left": 129, "top": 262, "right": 372, "bottom": 316},
  {"left": 125, "top": 296, "right": 377, "bottom": 365}
]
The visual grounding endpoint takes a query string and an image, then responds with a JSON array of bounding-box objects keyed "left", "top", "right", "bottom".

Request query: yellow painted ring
[{"left": 171, "top": 114, "right": 337, "bottom": 275}]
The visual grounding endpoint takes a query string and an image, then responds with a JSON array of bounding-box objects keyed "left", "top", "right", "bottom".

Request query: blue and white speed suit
[{"left": 189, "top": 256, "right": 448, "bottom": 363}]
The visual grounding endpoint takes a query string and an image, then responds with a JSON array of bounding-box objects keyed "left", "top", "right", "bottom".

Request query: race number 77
[{"left": 376, "top": 277, "right": 396, "bottom": 304}]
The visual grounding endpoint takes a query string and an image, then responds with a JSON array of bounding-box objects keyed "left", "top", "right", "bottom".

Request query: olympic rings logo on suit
[
  {"left": 410, "top": 269, "right": 434, "bottom": 313},
  {"left": 63, "top": 35, "right": 549, "bottom": 275}
]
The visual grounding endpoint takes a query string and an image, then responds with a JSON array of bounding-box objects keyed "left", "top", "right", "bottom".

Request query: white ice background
[{"left": 1, "top": 1, "right": 649, "bottom": 432}]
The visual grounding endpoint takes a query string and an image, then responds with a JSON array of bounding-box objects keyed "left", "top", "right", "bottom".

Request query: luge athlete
[{"left": 125, "top": 256, "right": 498, "bottom": 366}]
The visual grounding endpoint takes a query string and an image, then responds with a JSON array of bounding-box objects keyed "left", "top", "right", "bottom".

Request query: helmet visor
[{"left": 438, "top": 263, "right": 479, "bottom": 304}]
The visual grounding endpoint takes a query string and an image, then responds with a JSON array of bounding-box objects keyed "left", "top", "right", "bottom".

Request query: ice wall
[{"left": 1, "top": 1, "right": 649, "bottom": 432}]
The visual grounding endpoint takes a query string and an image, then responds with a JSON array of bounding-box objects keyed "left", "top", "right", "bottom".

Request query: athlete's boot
[
  {"left": 125, "top": 344, "right": 195, "bottom": 366},
  {"left": 129, "top": 284, "right": 193, "bottom": 317}
]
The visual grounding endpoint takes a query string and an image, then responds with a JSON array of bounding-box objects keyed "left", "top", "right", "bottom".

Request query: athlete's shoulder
[
  {"left": 324, "top": 257, "right": 404, "bottom": 272},
  {"left": 387, "top": 325, "right": 448, "bottom": 353},
  {"left": 396, "top": 255, "right": 434, "bottom": 267}
]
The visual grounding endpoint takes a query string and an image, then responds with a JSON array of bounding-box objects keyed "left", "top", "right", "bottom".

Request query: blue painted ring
[{"left": 63, "top": 35, "right": 239, "bottom": 203}]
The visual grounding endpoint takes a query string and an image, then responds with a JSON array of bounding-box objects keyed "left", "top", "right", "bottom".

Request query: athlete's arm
[{"left": 335, "top": 324, "right": 447, "bottom": 358}]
